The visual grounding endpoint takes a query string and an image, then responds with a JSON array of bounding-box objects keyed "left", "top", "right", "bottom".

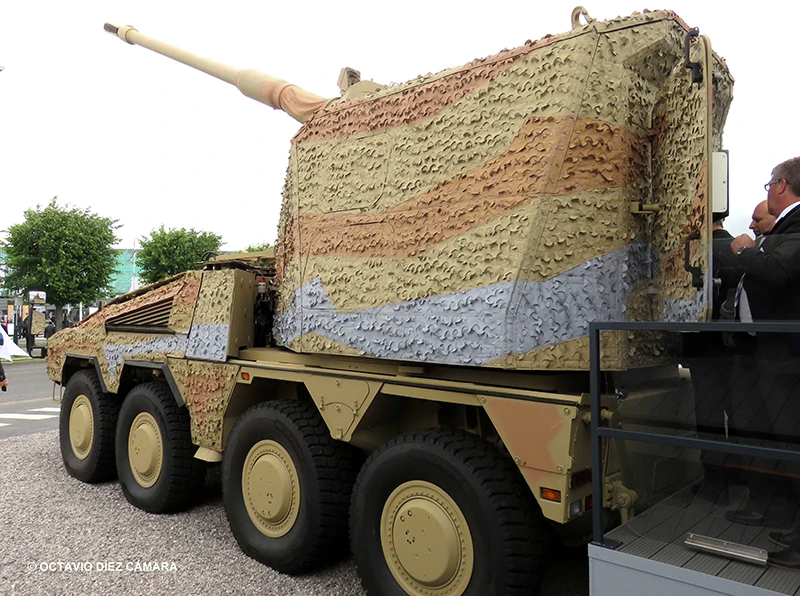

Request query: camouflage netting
[
  {"left": 167, "top": 358, "right": 238, "bottom": 450},
  {"left": 46, "top": 270, "right": 237, "bottom": 391},
  {"left": 274, "top": 10, "right": 733, "bottom": 370}
]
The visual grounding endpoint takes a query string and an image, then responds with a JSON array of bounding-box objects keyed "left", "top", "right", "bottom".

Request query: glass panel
[{"left": 598, "top": 328, "right": 800, "bottom": 581}]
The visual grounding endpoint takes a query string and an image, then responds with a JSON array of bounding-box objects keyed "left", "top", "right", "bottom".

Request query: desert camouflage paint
[{"left": 275, "top": 10, "right": 733, "bottom": 370}]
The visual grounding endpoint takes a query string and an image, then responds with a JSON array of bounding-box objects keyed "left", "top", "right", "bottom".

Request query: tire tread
[
  {"left": 224, "top": 399, "right": 360, "bottom": 574},
  {"left": 351, "top": 429, "right": 550, "bottom": 595},
  {"left": 117, "top": 381, "right": 204, "bottom": 513},
  {"left": 60, "top": 369, "right": 120, "bottom": 483}
]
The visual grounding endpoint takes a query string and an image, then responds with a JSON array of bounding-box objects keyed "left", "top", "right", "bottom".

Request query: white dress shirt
[{"left": 775, "top": 200, "right": 800, "bottom": 225}]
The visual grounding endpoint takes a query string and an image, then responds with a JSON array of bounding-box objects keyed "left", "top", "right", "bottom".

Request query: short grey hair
[{"left": 772, "top": 157, "right": 800, "bottom": 196}]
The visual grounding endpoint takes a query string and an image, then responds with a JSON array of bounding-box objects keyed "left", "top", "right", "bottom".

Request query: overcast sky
[{"left": 1, "top": 1, "right": 796, "bottom": 250}]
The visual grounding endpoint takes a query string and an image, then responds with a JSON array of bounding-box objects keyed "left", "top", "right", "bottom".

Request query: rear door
[{"left": 649, "top": 32, "right": 715, "bottom": 322}]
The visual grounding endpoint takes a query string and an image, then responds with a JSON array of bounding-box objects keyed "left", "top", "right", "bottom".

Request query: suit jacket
[
  {"left": 740, "top": 203, "right": 800, "bottom": 321},
  {"left": 712, "top": 228, "right": 738, "bottom": 320}
]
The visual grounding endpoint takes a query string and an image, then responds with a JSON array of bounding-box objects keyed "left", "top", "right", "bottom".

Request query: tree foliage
[
  {"left": 2, "top": 198, "right": 119, "bottom": 316},
  {"left": 244, "top": 242, "right": 273, "bottom": 252},
  {"left": 137, "top": 226, "right": 221, "bottom": 285}
]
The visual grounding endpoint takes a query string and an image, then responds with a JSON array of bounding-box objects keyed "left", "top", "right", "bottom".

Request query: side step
[{"left": 684, "top": 533, "right": 768, "bottom": 566}]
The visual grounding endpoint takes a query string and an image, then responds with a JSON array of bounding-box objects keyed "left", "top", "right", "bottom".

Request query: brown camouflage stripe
[
  {"left": 46, "top": 328, "right": 105, "bottom": 384},
  {"left": 655, "top": 147, "right": 708, "bottom": 302},
  {"left": 294, "top": 10, "right": 689, "bottom": 145},
  {"left": 168, "top": 272, "right": 203, "bottom": 332},
  {"left": 294, "top": 41, "right": 555, "bottom": 144},
  {"left": 79, "top": 273, "right": 198, "bottom": 331},
  {"left": 289, "top": 324, "right": 646, "bottom": 374},
  {"left": 168, "top": 358, "right": 239, "bottom": 450},
  {"left": 285, "top": 187, "right": 633, "bottom": 312},
  {"left": 288, "top": 32, "right": 599, "bottom": 220},
  {"left": 285, "top": 116, "right": 647, "bottom": 260}
]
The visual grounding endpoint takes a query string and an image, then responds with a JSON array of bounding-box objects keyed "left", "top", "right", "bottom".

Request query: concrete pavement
[{"left": 0, "top": 360, "right": 60, "bottom": 439}]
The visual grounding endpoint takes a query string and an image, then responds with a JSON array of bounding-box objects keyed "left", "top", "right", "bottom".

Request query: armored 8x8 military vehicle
[{"left": 50, "top": 8, "right": 732, "bottom": 594}]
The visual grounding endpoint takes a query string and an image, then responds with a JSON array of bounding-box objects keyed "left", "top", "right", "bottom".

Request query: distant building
[{"left": 111, "top": 249, "right": 140, "bottom": 296}]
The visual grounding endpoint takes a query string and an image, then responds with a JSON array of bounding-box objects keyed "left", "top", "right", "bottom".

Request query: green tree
[
  {"left": 244, "top": 242, "right": 273, "bottom": 252},
  {"left": 137, "top": 226, "right": 221, "bottom": 285},
  {"left": 2, "top": 198, "right": 119, "bottom": 330}
]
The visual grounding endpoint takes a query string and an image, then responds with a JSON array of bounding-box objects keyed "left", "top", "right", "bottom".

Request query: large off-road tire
[
  {"left": 222, "top": 400, "right": 360, "bottom": 575},
  {"left": 115, "top": 382, "right": 204, "bottom": 513},
  {"left": 59, "top": 369, "right": 120, "bottom": 483},
  {"left": 350, "top": 429, "right": 549, "bottom": 596}
]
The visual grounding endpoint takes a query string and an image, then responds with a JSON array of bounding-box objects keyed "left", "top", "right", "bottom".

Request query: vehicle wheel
[
  {"left": 350, "top": 429, "right": 549, "bottom": 596},
  {"left": 60, "top": 369, "right": 120, "bottom": 483},
  {"left": 115, "top": 382, "right": 204, "bottom": 513},
  {"left": 223, "top": 400, "right": 360, "bottom": 575}
]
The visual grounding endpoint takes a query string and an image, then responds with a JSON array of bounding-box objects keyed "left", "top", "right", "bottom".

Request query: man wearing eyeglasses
[
  {"left": 730, "top": 158, "right": 800, "bottom": 321},
  {"left": 726, "top": 157, "right": 800, "bottom": 569}
]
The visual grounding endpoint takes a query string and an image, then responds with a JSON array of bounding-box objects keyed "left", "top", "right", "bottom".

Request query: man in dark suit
[
  {"left": 727, "top": 156, "right": 800, "bottom": 569},
  {"left": 731, "top": 159, "right": 800, "bottom": 321},
  {"left": 711, "top": 216, "right": 738, "bottom": 320}
]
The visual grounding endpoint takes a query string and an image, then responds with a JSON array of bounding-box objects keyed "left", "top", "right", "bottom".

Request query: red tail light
[{"left": 570, "top": 468, "right": 592, "bottom": 489}]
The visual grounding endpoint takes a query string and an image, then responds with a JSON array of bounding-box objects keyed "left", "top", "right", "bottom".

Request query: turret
[{"left": 103, "top": 23, "right": 331, "bottom": 123}]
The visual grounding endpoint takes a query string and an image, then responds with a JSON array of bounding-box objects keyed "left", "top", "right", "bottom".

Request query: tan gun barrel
[{"left": 103, "top": 23, "right": 330, "bottom": 123}]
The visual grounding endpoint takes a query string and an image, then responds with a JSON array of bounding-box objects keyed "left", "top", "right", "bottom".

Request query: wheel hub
[
  {"left": 242, "top": 440, "right": 300, "bottom": 538},
  {"left": 69, "top": 394, "right": 94, "bottom": 460},
  {"left": 381, "top": 481, "right": 474, "bottom": 596},
  {"left": 128, "top": 412, "right": 163, "bottom": 488}
]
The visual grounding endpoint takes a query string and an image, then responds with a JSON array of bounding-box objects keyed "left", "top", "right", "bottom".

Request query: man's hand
[{"left": 731, "top": 234, "right": 756, "bottom": 254}]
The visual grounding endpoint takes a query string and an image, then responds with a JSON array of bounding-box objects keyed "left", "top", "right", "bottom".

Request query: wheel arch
[
  {"left": 222, "top": 377, "right": 308, "bottom": 451},
  {"left": 118, "top": 360, "right": 184, "bottom": 407},
  {"left": 62, "top": 355, "right": 109, "bottom": 393},
  {"left": 345, "top": 390, "right": 504, "bottom": 455},
  {"left": 233, "top": 372, "right": 513, "bottom": 456}
]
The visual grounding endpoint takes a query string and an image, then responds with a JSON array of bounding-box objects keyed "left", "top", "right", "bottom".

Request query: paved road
[{"left": 0, "top": 360, "right": 59, "bottom": 439}]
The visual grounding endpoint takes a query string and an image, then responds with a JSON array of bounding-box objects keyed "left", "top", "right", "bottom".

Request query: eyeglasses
[{"left": 764, "top": 179, "right": 783, "bottom": 191}]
